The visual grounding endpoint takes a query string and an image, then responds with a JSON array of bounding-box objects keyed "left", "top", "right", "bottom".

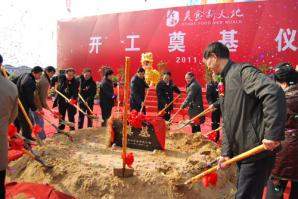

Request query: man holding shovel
[
  {"left": 33, "top": 66, "right": 56, "bottom": 139},
  {"left": 13, "top": 66, "right": 43, "bottom": 140},
  {"left": 203, "top": 42, "right": 286, "bottom": 198},
  {"left": 53, "top": 68, "right": 79, "bottom": 131},
  {"left": 78, "top": 68, "right": 97, "bottom": 129},
  {"left": 0, "top": 54, "right": 18, "bottom": 198}
]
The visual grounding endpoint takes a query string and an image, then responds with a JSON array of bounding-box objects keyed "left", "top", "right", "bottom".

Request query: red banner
[{"left": 57, "top": 0, "right": 298, "bottom": 86}]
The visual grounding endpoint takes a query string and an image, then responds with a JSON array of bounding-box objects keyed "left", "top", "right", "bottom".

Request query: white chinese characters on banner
[
  {"left": 168, "top": 31, "right": 186, "bottom": 52},
  {"left": 219, "top": 30, "right": 238, "bottom": 52},
  {"left": 275, "top": 28, "right": 297, "bottom": 52},
  {"left": 125, "top": 34, "right": 140, "bottom": 52},
  {"left": 89, "top": 36, "right": 102, "bottom": 54}
]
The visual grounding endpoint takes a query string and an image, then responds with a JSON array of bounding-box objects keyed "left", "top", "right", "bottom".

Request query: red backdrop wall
[{"left": 57, "top": 0, "right": 298, "bottom": 86}]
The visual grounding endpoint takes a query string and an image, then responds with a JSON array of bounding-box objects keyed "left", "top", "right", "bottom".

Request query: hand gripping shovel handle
[
  {"left": 78, "top": 94, "right": 98, "bottom": 119},
  {"left": 158, "top": 95, "right": 180, "bottom": 116},
  {"left": 183, "top": 145, "right": 266, "bottom": 186},
  {"left": 174, "top": 106, "right": 215, "bottom": 132},
  {"left": 1, "top": 67, "right": 43, "bottom": 146},
  {"left": 54, "top": 89, "right": 87, "bottom": 116}
]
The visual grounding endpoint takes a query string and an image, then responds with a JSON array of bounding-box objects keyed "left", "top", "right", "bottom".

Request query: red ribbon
[
  {"left": 218, "top": 82, "right": 224, "bottom": 96},
  {"left": 122, "top": 152, "right": 134, "bottom": 168},
  {"left": 10, "top": 138, "right": 24, "bottom": 151},
  {"left": 202, "top": 172, "right": 218, "bottom": 187},
  {"left": 8, "top": 123, "right": 17, "bottom": 138},
  {"left": 69, "top": 99, "right": 77, "bottom": 105},
  {"left": 207, "top": 131, "right": 218, "bottom": 142},
  {"left": 32, "top": 124, "right": 42, "bottom": 136}
]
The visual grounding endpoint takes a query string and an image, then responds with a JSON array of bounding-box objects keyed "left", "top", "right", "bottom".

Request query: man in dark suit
[
  {"left": 156, "top": 71, "right": 181, "bottom": 121},
  {"left": 130, "top": 67, "right": 149, "bottom": 114},
  {"left": 99, "top": 69, "right": 115, "bottom": 127},
  {"left": 181, "top": 72, "right": 204, "bottom": 133}
]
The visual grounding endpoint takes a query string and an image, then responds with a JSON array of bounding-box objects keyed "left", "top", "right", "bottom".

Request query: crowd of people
[{"left": 0, "top": 41, "right": 297, "bottom": 199}]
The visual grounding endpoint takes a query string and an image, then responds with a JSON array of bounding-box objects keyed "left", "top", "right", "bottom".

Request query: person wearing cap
[
  {"left": 99, "top": 69, "right": 115, "bottom": 127},
  {"left": 12, "top": 66, "right": 43, "bottom": 140},
  {"left": 156, "top": 71, "right": 181, "bottom": 121},
  {"left": 0, "top": 54, "right": 18, "bottom": 198},
  {"left": 266, "top": 63, "right": 298, "bottom": 199},
  {"left": 78, "top": 68, "right": 97, "bottom": 129},
  {"left": 53, "top": 68, "right": 79, "bottom": 131},
  {"left": 31, "top": 66, "right": 56, "bottom": 140},
  {"left": 203, "top": 42, "right": 286, "bottom": 199},
  {"left": 130, "top": 67, "right": 149, "bottom": 114},
  {"left": 180, "top": 72, "right": 205, "bottom": 133}
]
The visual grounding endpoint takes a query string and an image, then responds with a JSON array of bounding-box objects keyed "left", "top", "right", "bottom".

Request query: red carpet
[{"left": 6, "top": 182, "right": 74, "bottom": 199}]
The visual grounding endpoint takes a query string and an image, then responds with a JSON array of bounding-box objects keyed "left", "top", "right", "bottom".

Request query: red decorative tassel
[
  {"left": 10, "top": 138, "right": 24, "bottom": 150},
  {"left": 207, "top": 131, "right": 217, "bottom": 142},
  {"left": 128, "top": 110, "right": 145, "bottom": 129}
]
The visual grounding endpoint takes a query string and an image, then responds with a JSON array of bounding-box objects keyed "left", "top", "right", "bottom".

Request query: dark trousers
[
  {"left": 211, "top": 109, "right": 221, "bottom": 142},
  {"left": 191, "top": 124, "right": 201, "bottom": 133},
  {"left": 100, "top": 103, "right": 113, "bottom": 124},
  {"left": 266, "top": 177, "right": 298, "bottom": 199},
  {"left": 15, "top": 106, "right": 32, "bottom": 139},
  {"left": 236, "top": 156, "right": 275, "bottom": 199},
  {"left": 78, "top": 103, "right": 93, "bottom": 129},
  {"left": 58, "top": 102, "right": 76, "bottom": 131},
  {"left": 163, "top": 111, "right": 171, "bottom": 121},
  {"left": 0, "top": 170, "right": 6, "bottom": 199}
]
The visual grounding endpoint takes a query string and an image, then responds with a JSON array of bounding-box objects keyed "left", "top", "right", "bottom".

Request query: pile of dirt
[{"left": 8, "top": 128, "right": 236, "bottom": 199}]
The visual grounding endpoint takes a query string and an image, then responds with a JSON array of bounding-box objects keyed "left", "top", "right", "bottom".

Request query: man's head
[
  {"left": 185, "top": 72, "right": 195, "bottom": 84},
  {"left": 31, "top": 66, "right": 43, "bottom": 80},
  {"left": 137, "top": 67, "right": 145, "bottom": 79},
  {"left": 203, "top": 42, "right": 230, "bottom": 75},
  {"left": 83, "top": 68, "right": 92, "bottom": 80},
  {"left": 0, "top": 54, "right": 3, "bottom": 66},
  {"left": 163, "top": 71, "right": 171, "bottom": 84},
  {"left": 65, "top": 68, "right": 76, "bottom": 80},
  {"left": 274, "top": 62, "right": 298, "bottom": 89},
  {"left": 104, "top": 69, "right": 114, "bottom": 81},
  {"left": 44, "top": 66, "right": 56, "bottom": 78}
]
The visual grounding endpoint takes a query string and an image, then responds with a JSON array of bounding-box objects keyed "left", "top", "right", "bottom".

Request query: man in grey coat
[
  {"left": 181, "top": 72, "right": 205, "bottom": 133},
  {"left": 203, "top": 42, "right": 286, "bottom": 199},
  {"left": 0, "top": 54, "right": 18, "bottom": 198}
]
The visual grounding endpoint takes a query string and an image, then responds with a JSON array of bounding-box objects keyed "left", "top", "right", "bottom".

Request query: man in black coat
[
  {"left": 203, "top": 42, "right": 286, "bottom": 199},
  {"left": 99, "top": 69, "right": 115, "bottom": 127},
  {"left": 13, "top": 66, "right": 43, "bottom": 140},
  {"left": 206, "top": 72, "right": 221, "bottom": 142},
  {"left": 181, "top": 72, "right": 204, "bottom": 133},
  {"left": 53, "top": 68, "right": 79, "bottom": 131},
  {"left": 78, "top": 68, "right": 97, "bottom": 129},
  {"left": 130, "top": 67, "right": 149, "bottom": 114},
  {"left": 156, "top": 71, "right": 181, "bottom": 121}
]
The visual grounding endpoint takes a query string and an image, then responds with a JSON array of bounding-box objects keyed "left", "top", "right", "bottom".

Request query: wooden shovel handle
[
  {"left": 78, "top": 93, "right": 94, "bottom": 114},
  {"left": 185, "top": 145, "right": 266, "bottom": 185},
  {"left": 55, "top": 89, "right": 86, "bottom": 115},
  {"left": 158, "top": 95, "right": 180, "bottom": 116}
]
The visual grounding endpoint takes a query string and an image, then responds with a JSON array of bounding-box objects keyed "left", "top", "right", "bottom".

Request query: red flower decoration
[
  {"left": 122, "top": 152, "right": 134, "bottom": 168},
  {"left": 207, "top": 131, "right": 218, "bottom": 142},
  {"left": 8, "top": 123, "right": 17, "bottom": 138},
  {"left": 32, "top": 124, "right": 42, "bottom": 136},
  {"left": 128, "top": 110, "right": 145, "bottom": 129}
]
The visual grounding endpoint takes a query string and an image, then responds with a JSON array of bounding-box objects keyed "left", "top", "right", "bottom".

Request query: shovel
[
  {"left": 175, "top": 144, "right": 266, "bottom": 191},
  {"left": 158, "top": 95, "right": 180, "bottom": 116},
  {"left": 173, "top": 106, "right": 215, "bottom": 132},
  {"left": 40, "top": 113, "right": 73, "bottom": 142},
  {"left": 48, "top": 109, "right": 75, "bottom": 128},
  {"left": 23, "top": 149, "right": 53, "bottom": 170},
  {"left": 78, "top": 93, "right": 99, "bottom": 120}
]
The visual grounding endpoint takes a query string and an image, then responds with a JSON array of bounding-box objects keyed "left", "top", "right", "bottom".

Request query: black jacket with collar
[
  {"left": 78, "top": 75, "right": 97, "bottom": 104},
  {"left": 156, "top": 80, "right": 181, "bottom": 111},
  {"left": 220, "top": 60, "right": 286, "bottom": 162}
]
